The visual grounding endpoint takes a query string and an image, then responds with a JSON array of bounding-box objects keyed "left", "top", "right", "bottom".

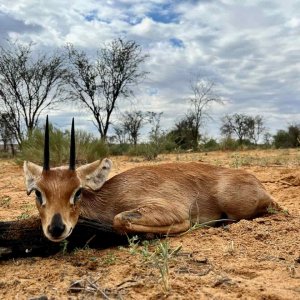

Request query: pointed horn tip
[
  {"left": 71, "top": 118, "right": 75, "bottom": 133},
  {"left": 69, "top": 117, "right": 76, "bottom": 170},
  {"left": 43, "top": 115, "right": 50, "bottom": 171}
]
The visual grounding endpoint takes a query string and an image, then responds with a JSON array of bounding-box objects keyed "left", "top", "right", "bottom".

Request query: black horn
[
  {"left": 43, "top": 115, "right": 50, "bottom": 171},
  {"left": 69, "top": 118, "right": 76, "bottom": 170}
]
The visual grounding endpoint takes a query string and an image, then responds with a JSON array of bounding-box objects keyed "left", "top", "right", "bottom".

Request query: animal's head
[{"left": 23, "top": 117, "right": 112, "bottom": 242}]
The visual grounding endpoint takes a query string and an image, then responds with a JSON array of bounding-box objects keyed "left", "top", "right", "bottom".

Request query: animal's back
[
  {"left": 80, "top": 162, "right": 276, "bottom": 232},
  {"left": 81, "top": 163, "right": 218, "bottom": 222},
  {"left": 101, "top": 162, "right": 221, "bottom": 202}
]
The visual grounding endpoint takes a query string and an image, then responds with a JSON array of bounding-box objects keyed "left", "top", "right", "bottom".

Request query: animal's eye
[
  {"left": 35, "top": 190, "right": 43, "bottom": 205},
  {"left": 74, "top": 188, "right": 82, "bottom": 203}
]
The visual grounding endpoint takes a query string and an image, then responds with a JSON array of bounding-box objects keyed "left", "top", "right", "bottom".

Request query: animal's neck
[{"left": 80, "top": 189, "right": 115, "bottom": 225}]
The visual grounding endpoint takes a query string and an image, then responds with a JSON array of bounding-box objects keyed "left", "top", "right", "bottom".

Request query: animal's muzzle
[{"left": 48, "top": 213, "right": 66, "bottom": 238}]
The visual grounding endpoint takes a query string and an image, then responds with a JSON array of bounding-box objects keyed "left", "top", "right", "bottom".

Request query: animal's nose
[
  {"left": 47, "top": 213, "right": 66, "bottom": 238},
  {"left": 48, "top": 223, "right": 66, "bottom": 238}
]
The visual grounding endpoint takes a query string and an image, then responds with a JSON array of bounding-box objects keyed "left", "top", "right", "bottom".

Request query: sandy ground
[{"left": 0, "top": 149, "right": 299, "bottom": 299}]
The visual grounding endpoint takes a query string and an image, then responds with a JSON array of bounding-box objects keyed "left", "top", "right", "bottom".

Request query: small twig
[
  {"left": 97, "top": 289, "right": 110, "bottom": 300},
  {"left": 279, "top": 180, "right": 298, "bottom": 187},
  {"left": 116, "top": 279, "right": 139, "bottom": 290},
  {"left": 69, "top": 277, "right": 110, "bottom": 299},
  {"left": 84, "top": 234, "right": 96, "bottom": 248},
  {"left": 260, "top": 180, "right": 278, "bottom": 184},
  {"left": 261, "top": 179, "right": 299, "bottom": 187},
  {"left": 213, "top": 277, "right": 232, "bottom": 287},
  {"left": 178, "top": 218, "right": 236, "bottom": 236}
]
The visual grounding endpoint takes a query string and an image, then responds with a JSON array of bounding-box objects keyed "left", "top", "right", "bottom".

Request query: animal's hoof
[{"left": 121, "top": 211, "right": 142, "bottom": 221}]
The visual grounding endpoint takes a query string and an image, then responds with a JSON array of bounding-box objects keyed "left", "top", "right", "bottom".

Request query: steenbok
[{"left": 24, "top": 118, "right": 278, "bottom": 242}]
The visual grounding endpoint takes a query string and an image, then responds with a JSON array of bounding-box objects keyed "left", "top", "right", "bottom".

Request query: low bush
[
  {"left": 202, "top": 138, "right": 219, "bottom": 151},
  {"left": 108, "top": 143, "right": 130, "bottom": 156},
  {"left": 19, "top": 125, "right": 108, "bottom": 166},
  {"left": 219, "top": 137, "right": 239, "bottom": 151},
  {"left": 0, "top": 151, "right": 14, "bottom": 159}
]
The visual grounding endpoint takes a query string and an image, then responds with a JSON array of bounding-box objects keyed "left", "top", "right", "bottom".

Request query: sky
[{"left": 0, "top": 0, "right": 300, "bottom": 141}]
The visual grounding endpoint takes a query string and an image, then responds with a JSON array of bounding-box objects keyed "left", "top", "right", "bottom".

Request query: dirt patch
[{"left": 0, "top": 149, "right": 300, "bottom": 299}]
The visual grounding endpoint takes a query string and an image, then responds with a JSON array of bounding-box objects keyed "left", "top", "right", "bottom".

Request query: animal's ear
[
  {"left": 76, "top": 158, "right": 112, "bottom": 190},
  {"left": 23, "top": 161, "right": 43, "bottom": 195}
]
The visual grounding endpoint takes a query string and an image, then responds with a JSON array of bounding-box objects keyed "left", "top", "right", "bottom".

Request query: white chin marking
[
  {"left": 49, "top": 236, "right": 67, "bottom": 243},
  {"left": 46, "top": 228, "right": 73, "bottom": 242}
]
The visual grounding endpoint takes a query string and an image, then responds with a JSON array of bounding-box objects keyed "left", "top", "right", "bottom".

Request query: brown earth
[{"left": 0, "top": 149, "right": 299, "bottom": 300}]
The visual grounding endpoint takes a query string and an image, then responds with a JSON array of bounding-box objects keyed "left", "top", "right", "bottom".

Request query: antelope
[{"left": 24, "top": 117, "right": 278, "bottom": 242}]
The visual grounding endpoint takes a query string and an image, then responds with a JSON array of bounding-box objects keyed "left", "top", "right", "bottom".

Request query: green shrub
[
  {"left": 125, "top": 143, "right": 158, "bottom": 160},
  {"left": 126, "top": 134, "right": 177, "bottom": 161},
  {"left": 0, "top": 151, "right": 14, "bottom": 159},
  {"left": 219, "top": 137, "right": 239, "bottom": 151},
  {"left": 202, "top": 138, "right": 219, "bottom": 151},
  {"left": 142, "top": 143, "right": 161, "bottom": 161},
  {"left": 154, "top": 134, "right": 177, "bottom": 153},
  {"left": 19, "top": 125, "right": 108, "bottom": 166},
  {"left": 127, "top": 143, "right": 148, "bottom": 156},
  {"left": 108, "top": 143, "right": 130, "bottom": 156},
  {"left": 146, "top": 133, "right": 177, "bottom": 158},
  {"left": 75, "top": 130, "right": 108, "bottom": 164},
  {"left": 273, "top": 130, "right": 293, "bottom": 148},
  {"left": 19, "top": 125, "right": 68, "bottom": 166}
]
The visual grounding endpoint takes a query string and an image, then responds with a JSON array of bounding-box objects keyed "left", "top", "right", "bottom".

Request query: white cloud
[{"left": 0, "top": 0, "right": 299, "bottom": 138}]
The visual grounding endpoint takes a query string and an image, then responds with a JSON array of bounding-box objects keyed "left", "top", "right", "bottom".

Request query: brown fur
[
  {"left": 34, "top": 169, "right": 81, "bottom": 240},
  {"left": 24, "top": 160, "right": 278, "bottom": 241},
  {"left": 79, "top": 162, "right": 276, "bottom": 234}
]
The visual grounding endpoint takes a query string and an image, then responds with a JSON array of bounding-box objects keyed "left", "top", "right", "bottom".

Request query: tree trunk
[
  {"left": 0, "top": 216, "right": 128, "bottom": 259},
  {"left": 10, "top": 142, "right": 15, "bottom": 156},
  {"left": 3, "top": 139, "right": 7, "bottom": 152}
]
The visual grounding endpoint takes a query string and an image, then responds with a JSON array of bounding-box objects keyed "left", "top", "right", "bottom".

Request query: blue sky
[{"left": 0, "top": 0, "right": 300, "bottom": 140}]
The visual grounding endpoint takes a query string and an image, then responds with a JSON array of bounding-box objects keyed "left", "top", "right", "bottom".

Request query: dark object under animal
[{"left": 0, "top": 216, "right": 127, "bottom": 259}]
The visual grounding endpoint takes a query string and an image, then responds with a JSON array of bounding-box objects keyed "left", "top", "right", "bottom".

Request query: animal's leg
[
  {"left": 113, "top": 202, "right": 190, "bottom": 234},
  {"left": 220, "top": 187, "right": 276, "bottom": 220}
]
